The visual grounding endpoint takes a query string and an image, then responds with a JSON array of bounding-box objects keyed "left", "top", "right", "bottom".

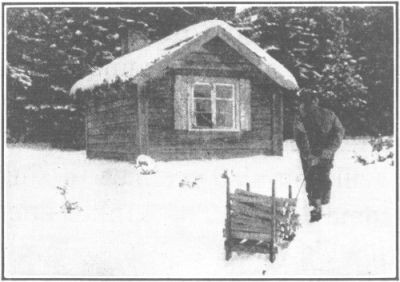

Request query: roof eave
[{"left": 70, "top": 20, "right": 299, "bottom": 94}]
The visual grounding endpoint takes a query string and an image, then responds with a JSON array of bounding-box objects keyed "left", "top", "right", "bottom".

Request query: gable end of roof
[{"left": 70, "top": 20, "right": 298, "bottom": 95}]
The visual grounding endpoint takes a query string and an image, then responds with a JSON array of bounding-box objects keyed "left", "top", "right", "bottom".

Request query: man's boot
[{"left": 310, "top": 199, "right": 322, "bottom": 222}]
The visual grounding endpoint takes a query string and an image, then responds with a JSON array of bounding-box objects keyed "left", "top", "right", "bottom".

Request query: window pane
[
  {"left": 216, "top": 85, "right": 233, "bottom": 99},
  {"left": 195, "top": 113, "right": 212, "bottom": 128},
  {"left": 216, "top": 100, "right": 232, "bottom": 114},
  {"left": 216, "top": 113, "right": 233, "bottom": 128},
  {"left": 195, "top": 99, "right": 211, "bottom": 112},
  {"left": 194, "top": 84, "right": 212, "bottom": 98},
  {"left": 216, "top": 100, "right": 233, "bottom": 127}
]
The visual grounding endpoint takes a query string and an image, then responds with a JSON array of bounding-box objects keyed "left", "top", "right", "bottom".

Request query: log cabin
[{"left": 70, "top": 20, "right": 299, "bottom": 161}]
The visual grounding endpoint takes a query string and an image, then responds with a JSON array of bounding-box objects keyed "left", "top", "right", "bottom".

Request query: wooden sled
[{"left": 222, "top": 171, "right": 297, "bottom": 263}]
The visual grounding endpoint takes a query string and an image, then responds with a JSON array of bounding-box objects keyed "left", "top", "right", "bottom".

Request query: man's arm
[
  {"left": 293, "top": 115, "right": 311, "bottom": 160},
  {"left": 321, "top": 114, "right": 345, "bottom": 159}
]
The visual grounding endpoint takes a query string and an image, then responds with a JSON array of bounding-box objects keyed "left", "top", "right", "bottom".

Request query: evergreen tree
[
  {"left": 237, "top": 6, "right": 392, "bottom": 137},
  {"left": 6, "top": 7, "right": 234, "bottom": 147},
  {"left": 6, "top": 6, "right": 394, "bottom": 146}
]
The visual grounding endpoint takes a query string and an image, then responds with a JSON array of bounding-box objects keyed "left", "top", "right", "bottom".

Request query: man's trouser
[{"left": 301, "top": 158, "right": 333, "bottom": 207}]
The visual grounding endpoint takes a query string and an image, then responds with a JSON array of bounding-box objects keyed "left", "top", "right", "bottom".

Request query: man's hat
[{"left": 297, "top": 88, "right": 318, "bottom": 102}]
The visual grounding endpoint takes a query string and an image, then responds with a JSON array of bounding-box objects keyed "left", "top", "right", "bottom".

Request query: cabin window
[
  {"left": 174, "top": 75, "right": 250, "bottom": 132},
  {"left": 191, "top": 82, "right": 236, "bottom": 130}
]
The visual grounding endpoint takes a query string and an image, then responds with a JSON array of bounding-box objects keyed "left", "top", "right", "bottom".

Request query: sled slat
[
  {"left": 231, "top": 202, "right": 289, "bottom": 222},
  {"left": 231, "top": 224, "right": 273, "bottom": 235},
  {"left": 232, "top": 194, "right": 295, "bottom": 208},
  {"left": 270, "top": 179, "right": 277, "bottom": 263},
  {"left": 223, "top": 171, "right": 232, "bottom": 261},
  {"left": 235, "top": 189, "right": 297, "bottom": 206},
  {"left": 226, "top": 229, "right": 272, "bottom": 241},
  {"left": 231, "top": 215, "right": 270, "bottom": 229},
  {"left": 231, "top": 202, "right": 272, "bottom": 220},
  {"left": 231, "top": 194, "right": 275, "bottom": 207},
  {"left": 231, "top": 243, "right": 270, "bottom": 254}
]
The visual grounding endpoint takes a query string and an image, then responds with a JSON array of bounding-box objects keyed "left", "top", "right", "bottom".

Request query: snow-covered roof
[{"left": 70, "top": 20, "right": 298, "bottom": 94}]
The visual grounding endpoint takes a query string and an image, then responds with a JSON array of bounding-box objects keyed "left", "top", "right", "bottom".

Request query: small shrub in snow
[
  {"left": 56, "top": 184, "right": 82, "bottom": 213},
  {"left": 135, "top": 154, "right": 156, "bottom": 175},
  {"left": 179, "top": 177, "right": 201, "bottom": 188},
  {"left": 353, "top": 136, "right": 394, "bottom": 166},
  {"left": 370, "top": 136, "right": 393, "bottom": 152}
]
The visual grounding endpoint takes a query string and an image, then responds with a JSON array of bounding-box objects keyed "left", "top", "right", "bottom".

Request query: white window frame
[{"left": 189, "top": 81, "right": 239, "bottom": 132}]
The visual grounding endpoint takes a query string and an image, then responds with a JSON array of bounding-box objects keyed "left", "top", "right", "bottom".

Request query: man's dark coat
[{"left": 294, "top": 105, "right": 345, "bottom": 206}]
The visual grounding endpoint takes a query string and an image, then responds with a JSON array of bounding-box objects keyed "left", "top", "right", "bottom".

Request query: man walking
[{"left": 294, "top": 90, "right": 345, "bottom": 222}]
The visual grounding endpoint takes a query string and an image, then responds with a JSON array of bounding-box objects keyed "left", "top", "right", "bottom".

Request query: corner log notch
[{"left": 137, "top": 82, "right": 149, "bottom": 155}]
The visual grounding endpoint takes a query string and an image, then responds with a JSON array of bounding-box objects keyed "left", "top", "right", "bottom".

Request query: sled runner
[{"left": 222, "top": 171, "right": 299, "bottom": 263}]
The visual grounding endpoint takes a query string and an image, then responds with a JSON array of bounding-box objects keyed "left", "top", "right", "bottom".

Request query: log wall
[{"left": 86, "top": 85, "right": 138, "bottom": 161}]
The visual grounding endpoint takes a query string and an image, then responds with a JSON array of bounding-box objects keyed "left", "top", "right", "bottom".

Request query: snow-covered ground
[{"left": 4, "top": 139, "right": 397, "bottom": 278}]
